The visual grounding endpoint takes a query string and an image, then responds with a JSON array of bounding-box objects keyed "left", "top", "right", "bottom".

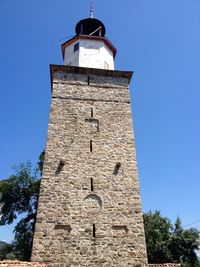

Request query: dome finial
[{"left": 90, "top": 0, "right": 94, "bottom": 18}]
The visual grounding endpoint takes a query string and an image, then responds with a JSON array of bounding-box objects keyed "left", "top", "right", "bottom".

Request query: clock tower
[{"left": 31, "top": 13, "right": 147, "bottom": 267}]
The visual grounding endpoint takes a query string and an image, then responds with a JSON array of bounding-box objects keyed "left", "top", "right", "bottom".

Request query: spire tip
[{"left": 90, "top": 0, "right": 94, "bottom": 18}]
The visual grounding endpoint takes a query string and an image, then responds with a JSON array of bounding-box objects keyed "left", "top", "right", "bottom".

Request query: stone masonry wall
[
  {"left": 31, "top": 66, "right": 147, "bottom": 266},
  {"left": 0, "top": 261, "right": 47, "bottom": 267},
  {"left": 0, "top": 262, "right": 181, "bottom": 267}
]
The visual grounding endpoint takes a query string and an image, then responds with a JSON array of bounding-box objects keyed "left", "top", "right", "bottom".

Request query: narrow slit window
[
  {"left": 91, "top": 178, "right": 94, "bottom": 191},
  {"left": 74, "top": 42, "right": 79, "bottom": 52},
  {"left": 90, "top": 140, "right": 93, "bottom": 152},
  {"left": 93, "top": 224, "right": 96, "bottom": 238},
  {"left": 91, "top": 108, "right": 93, "bottom": 118},
  {"left": 55, "top": 160, "right": 65, "bottom": 176},
  {"left": 88, "top": 76, "right": 90, "bottom": 85},
  {"left": 113, "top": 162, "right": 121, "bottom": 175}
]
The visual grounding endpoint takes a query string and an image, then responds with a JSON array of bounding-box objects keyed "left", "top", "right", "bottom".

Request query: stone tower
[{"left": 31, "top": 15, "right": 147, "bottom": 267}]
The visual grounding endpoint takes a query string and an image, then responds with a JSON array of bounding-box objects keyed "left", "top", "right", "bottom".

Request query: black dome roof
[{"left": 75, "top": 18, "right": 106, "bottom": 37}]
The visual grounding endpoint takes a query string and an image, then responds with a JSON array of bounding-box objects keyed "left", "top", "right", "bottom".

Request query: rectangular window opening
[
  {"left": 74, "top": 42, "right": 79, "bottom": 52},
  {"left": 91, "top": 108, "right": 93, "bottom": 118},
  {"left": 91, "top": 178, "right": 94, "bottom": 191},
  {"left": 93, "top": 224, "right": 96, "bottom": 238},
  {"left": 90, "top": 140, "right": 93, "bottom": 153}
]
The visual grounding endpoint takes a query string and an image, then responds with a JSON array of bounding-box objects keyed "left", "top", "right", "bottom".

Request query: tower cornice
[{"left": 50, "top": 64, "right": 133, "bottom": 91}]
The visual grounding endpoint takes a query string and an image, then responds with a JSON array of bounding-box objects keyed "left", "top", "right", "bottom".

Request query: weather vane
[{"left": 90, "top": 0, "right": 94, "bottom": 18}]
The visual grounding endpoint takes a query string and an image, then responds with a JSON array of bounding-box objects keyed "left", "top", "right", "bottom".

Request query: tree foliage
[
  {"left": 0, "top": 241, "right": 13, "bottom": 260},
  {"left": 143, "top": 210, "right": 172, "bottom": 263},
  {"left": 169, "top": 217, "right": 199, "bottom": 265},
  {"left": 144, "top": 211, "right": 200, "bottom": 266},
  {"left": 0, "top": 162, "right": 41, "bottom": 260}
]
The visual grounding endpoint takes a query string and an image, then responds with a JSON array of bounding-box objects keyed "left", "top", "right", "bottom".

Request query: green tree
[
  {"left": 0, "top": 162, "right": 41, "bottom": 260},
  {"left": 143, "top": 210, "right": 172, "bottom": 263},
  {"left": 0, "top": 241, "right": 13, "bottom": 260},
  {"left": 143, "top": 211, "right": 200, "bottom": 266},
  {"left": 169, "top": 217, "right": 199, "bottom": 266}
]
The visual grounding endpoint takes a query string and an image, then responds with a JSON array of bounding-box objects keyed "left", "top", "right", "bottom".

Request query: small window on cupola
[{"left": 74, "top": 42, "right": 79, "bottom": 52}]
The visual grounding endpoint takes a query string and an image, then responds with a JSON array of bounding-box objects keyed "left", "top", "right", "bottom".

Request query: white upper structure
[{"left": 61, "top": 18, "right": 116, "bottom": 70}]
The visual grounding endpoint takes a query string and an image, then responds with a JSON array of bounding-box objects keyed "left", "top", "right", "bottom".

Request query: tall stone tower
[{"left": 32, "top": 14, "right": 147, "bottom": 267}]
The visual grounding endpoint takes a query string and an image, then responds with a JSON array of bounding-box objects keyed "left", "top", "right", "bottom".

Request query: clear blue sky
[{"left": 0, "top": 0, "right": 200, "bottom": 243}]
